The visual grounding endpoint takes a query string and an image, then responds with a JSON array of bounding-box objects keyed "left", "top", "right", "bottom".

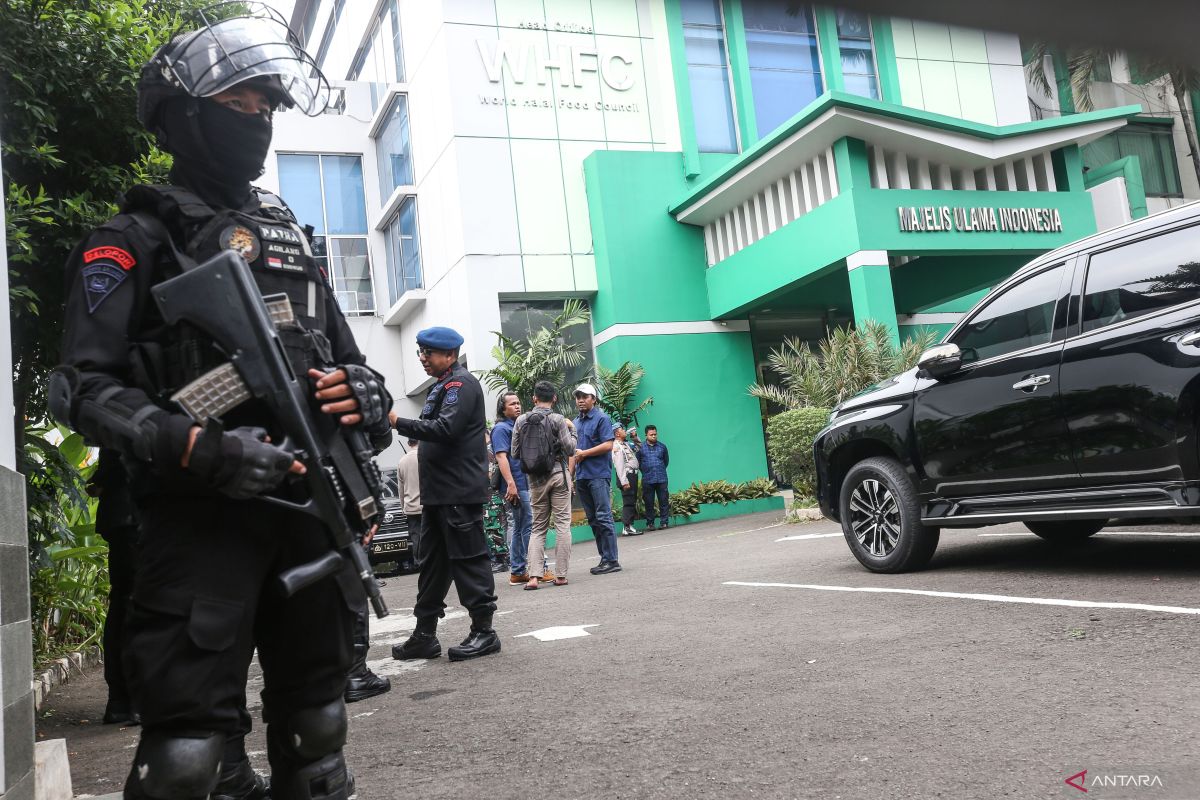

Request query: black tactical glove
[
  {"left": 187, "top": 422, "right": 295, "bottom": 499},
  {"left": 339, "top": 364, "right": 393, "bottom": 436}
]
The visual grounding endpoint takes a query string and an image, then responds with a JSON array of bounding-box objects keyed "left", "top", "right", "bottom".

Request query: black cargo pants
[
  {"left": 126, "top": 496, "right": 358, "bottom": 786},
  {"left": 413, "top": 503, "right": 498, "bottom": 628}
]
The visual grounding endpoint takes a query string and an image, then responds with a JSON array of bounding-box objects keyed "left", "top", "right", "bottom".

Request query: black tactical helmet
[{"left": 138, "top": 1, "right": 330, "bottom": 139}]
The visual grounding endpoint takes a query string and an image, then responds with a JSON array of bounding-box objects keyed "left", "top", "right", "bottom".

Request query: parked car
[
  {"left": 815, "top": 201, "right": 1200, "bottom": 572},
  {"left": 369, "top": 497, "right": 416, "bottom": 574}
]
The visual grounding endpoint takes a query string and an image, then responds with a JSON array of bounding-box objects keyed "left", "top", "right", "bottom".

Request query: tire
[
  {"left": 1024, "top": 520, "right": 1105, "bottom": 542},
  {"left": 839, "top": 456, "right": 940, "bottom": 573}
]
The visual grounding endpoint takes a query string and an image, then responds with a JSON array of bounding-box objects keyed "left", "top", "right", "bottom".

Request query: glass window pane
[
  {"left": 688, "top": 65, "right": 738, "bottom": 152},
  {"left": 499, "top": 300, "right": 595, "bottom": 391},
  {"left": 745, "top": 30, "right": 821, "bottom": 71},
  {"left": 680, "top": 0, "right": 723, "bottom": 26},
  {"left": 683, "top": 25, "right": 727, "bottom": 66},
  {"left": 320, "top": 155, "right": 367, "bottom": 235},
  {"left": 953, "top": 265, "right": 1065, "bottom": 363},
  {"left": 277, "top": 154, "right": 325, "bottom": 236},
  {"left": 835, "top": 9, "right": 871, "bottom": 38},
  {"left": 1082, "top": 225, "right": 1200, "bottom": 333},
  {"left": 388, "top": 0, "right": 405, "bottom": 82},
  {"left": 376, "top": 94, "right": 413, "bottom": 200},
  {"left": 1082, "top": 136, "right": 1121, "bottom": 171},
  {"left": 842, "top": 72, "right": 878, "bottom": 100},
  {"left": 742, "top": 1, "right": 816, "bottom": 33},
  {"left": 385, "top": 197, "right": 423, "bottom": 304},
  {"left": 750, "top": 68, "right": 822, "bottom": 134},
  {"left": 329, "top": 238, "right": 373, "bottom": 314},
  {"left": 1158, "top": 133, "right": 1181, "bottom": 195}
]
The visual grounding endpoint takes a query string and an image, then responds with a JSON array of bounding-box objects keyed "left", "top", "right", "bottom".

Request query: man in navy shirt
[
  {"left": 492, "top": 391, "right": 538, "bottom": 585},
  {"left": 638, "top": 424, "right": 671, "bottom": 530},
  {"left": 571, "top": 384, "right": 622, "bottom": 574}
]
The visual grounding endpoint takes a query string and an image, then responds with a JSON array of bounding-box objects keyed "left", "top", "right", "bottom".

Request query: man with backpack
[{"left": 511, "top": 381, "right": 577, "bottom": 590}]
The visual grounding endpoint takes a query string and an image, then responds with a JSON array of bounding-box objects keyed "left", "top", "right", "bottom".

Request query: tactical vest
[{"left": 122, "top": 184, "right": 335, "bottom": 401}]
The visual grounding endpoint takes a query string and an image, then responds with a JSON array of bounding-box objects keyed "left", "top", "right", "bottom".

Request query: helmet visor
[{"left": 166, "top": 16, "right": 330, "bottom": 115}]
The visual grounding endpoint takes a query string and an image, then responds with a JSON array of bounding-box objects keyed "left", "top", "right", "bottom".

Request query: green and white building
[{"left": 264, "top": 0, "right": 1199, "bottom": 505}]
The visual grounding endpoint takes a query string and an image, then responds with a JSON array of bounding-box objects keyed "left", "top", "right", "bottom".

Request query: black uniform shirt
[
  {"left": 393, "top": 362, "right": 488, "bottom": 505},
  {"left": 60, "top": 188, "right": 371, "bottom": 493}
]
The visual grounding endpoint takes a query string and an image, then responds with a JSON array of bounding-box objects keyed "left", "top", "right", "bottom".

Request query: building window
[
  {"left": 348, "top": 0, "right": 405, "bottom": 83},
  {"left": 742, "top": 1, "right": 823, "bottom": 136},
  {"left": 384, "top": 196, "right": 422, "bottom": 305},
  {"left": 498, "top": 300, "right": 595, "bottom": 392},
  {"left": 277, "top": 153, "right": 375, "bottom": 315},
  {"left": 680, "top": 0, "right": 738, "bottom": 153},
  {"left": 835, "top": 10, "right": 879, "bottom": 100},
  {"left": 1083, "top": 123, "right": 1183, "bottom": 197},
  {"left": 376, "top": 94, "right": 413, "bottom": 200},
  {"left": 313, "top": 0, "right": 345, "bottom": 73}
]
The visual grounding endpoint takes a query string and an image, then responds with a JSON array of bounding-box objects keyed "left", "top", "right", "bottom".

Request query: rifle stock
[{"left": 152, "top": 251, "right": 389, "bottom": 618}]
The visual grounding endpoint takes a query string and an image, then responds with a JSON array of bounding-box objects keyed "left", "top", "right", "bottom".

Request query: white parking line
[
  {"left": 776, "top": 533, "right": 842, "bottom": 542},
  {"left": 723, "top": 582, "right": 1200, "bottom": 616},
  {"left": 639, "top": 538, "right": 705, "bottom": 551},
  {"left": 979, "top": 531, "right": 1200, "bottom": 538}
]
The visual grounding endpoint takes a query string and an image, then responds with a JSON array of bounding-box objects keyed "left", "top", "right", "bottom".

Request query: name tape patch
[{"left": 83, "top": 246, "right": 135, "bottom": 270}]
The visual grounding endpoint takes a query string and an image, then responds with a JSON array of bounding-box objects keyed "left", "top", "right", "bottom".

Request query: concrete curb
[
  {"left": 788, "top": 507, "right": 824, "bottom": 522},
  {"left": 32, "top": 646, "right": 103, "bottom": 713}
]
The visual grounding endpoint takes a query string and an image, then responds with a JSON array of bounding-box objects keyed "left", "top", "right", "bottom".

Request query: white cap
[{"left": 574, "top": 383, "right": 600, "bottom": 399}]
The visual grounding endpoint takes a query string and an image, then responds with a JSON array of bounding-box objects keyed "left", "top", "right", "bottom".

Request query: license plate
[{"left": 372, "top": 541, "right": 408, "bottom": 554}]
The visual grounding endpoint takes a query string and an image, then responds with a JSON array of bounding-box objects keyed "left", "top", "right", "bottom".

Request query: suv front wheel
[{"left": 839, "top": 457, "right": 940, "bottom": 573}]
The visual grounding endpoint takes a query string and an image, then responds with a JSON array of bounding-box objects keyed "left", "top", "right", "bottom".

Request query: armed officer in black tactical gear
[
  {"left": 390, "top": 327, "right": 501, "bottom": 663},
  {"left": 49, "top": 6, "right": 394, "bottom": 798}
]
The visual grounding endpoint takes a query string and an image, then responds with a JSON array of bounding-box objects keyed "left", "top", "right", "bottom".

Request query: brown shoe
[
  {"left": 541, "top": 571, "right": 555, "bottom": 583},
  {"left": 553, "top": 577, "right": 568, "bottom": 586},
  {"left": 524, "top": 578, "right": 539, "bottom": 591},
  {"left": 509, "top": 573, "right": 528, "bottom": 585}
]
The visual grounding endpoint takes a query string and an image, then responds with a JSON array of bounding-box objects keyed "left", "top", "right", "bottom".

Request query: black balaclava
[{"left": 159, "top": 95, "right": 273, "bottom": 209}]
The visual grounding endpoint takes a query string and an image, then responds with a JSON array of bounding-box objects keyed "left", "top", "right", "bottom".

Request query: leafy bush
[
  {"left": 766, "top": 408, "right": 831, "bottom": 495},
  {"left": 748, "top": 321, "right": 937, "bottom": 411},
  {"left": 668, "top": 478, "right": 778, "bottom": 518}
]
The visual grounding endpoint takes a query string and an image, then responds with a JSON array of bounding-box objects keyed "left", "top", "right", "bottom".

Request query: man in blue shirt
[
  {"left": 492, "top": 391, "right": 539, "bottom": 585},
  {"left": 638, "top": 424, "right": 671, "bottom": 530},
  {"left": 571, "top": 383, "right": 622, "bottom": 574}
]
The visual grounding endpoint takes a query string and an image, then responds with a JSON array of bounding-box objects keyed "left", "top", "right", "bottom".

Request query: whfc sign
[{"left": 897, "top": 205, "right": 1064, "bottom": 233}]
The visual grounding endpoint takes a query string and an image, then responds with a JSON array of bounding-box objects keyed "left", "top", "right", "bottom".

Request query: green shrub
[
  {"left": 766, "top": 408, "right": 831, "bottom": 495},
  {"left": 668, "top": 478, "right": 779, "bottom": 518}
]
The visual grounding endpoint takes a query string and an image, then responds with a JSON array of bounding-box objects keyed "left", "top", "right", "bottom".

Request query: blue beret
[{"left": 416, "top": 326, "right": 464, "bottom": 350}]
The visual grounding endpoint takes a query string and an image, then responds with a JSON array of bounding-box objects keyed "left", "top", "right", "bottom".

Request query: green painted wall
[
  {"left": 596, "top": 331, "right": 772, "bottom": 490},
  {"left": 586, "top": 150, "right": 716, "bottom": 333}
]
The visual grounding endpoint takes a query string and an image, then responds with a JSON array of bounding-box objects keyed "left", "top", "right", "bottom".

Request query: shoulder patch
[
  {"left": 444, "top": 388, "right": 460, "bottom": 406},
  {"left": 444, "top": 381, "right": 464, "bottom": 390},
  {"left": 84, "top": 246, "right": 136, "bottom": 270},
  {"left": 81, "top": 262, "right": 129, "bottom": 313}
]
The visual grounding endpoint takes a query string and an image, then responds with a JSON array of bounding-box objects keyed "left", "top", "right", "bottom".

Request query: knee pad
[
  {"left": 286, "top": 699, "right": 348, "bottom": 761},
  {"left": 283, "top": 752, "right": 354, "bottom": 800},
  {"left": 128, "top": 730, "right": 223, "bottom": 799}
]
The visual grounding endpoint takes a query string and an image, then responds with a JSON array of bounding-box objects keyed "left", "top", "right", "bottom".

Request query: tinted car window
[
  {"left": 952, "top": 264, "right": 1065, "bottom": 364},
  {"left": 1082, "top": 224, "right": 1200, "bottom": 333}
]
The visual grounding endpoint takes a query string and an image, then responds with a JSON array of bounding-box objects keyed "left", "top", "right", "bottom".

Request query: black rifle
[{"left": 151, "top": 250, "right": 388, "bottom": 618}]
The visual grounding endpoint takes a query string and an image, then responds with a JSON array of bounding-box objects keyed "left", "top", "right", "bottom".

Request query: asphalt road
[{"left": 40, "top": 511, "right": 1200, "bottom": 799}]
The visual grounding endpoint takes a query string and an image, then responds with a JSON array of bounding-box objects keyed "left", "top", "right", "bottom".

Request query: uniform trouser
[
  {"left": 406, "top": 513, "right": 422, "bottom": 567},
  {"left": 528, "top": 471, "right": 573, "bottom": 579},
  {"left": 413, "top": 504, "right": 498, "bottom": 629},
  {"left": 101, "top": 525, "right": 139, "bottom": 707},
  {"left": 619, "top": 471, "right": 640, "bottom": 528},
  {"left": 126, "top": 496, "right": 358, "bottom": 796},
  {"left": 644, "top": 481, "right": 670, "bottom": 526}
]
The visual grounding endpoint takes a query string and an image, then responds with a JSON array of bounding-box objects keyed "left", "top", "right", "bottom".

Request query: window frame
[
  {"left": 740, "top": 1, "right": 826, "bottom": 137},
  {"left": 680, "top": 0, "right": 741, "bottom": 154},
  {"left": 384, "top": 195, "right": 423, "bottom": 305},
  {"left": 834, "top": 9, "right": 881, "bottom": 101},
  {"left": 1072, "top": 221, "right": 1200, "bottom": 339},
  {"left": 947, "top": 262, "right": 1070, "bottom": 367}
]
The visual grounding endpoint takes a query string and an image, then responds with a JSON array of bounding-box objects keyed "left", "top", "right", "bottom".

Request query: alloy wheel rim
[{"left": 849, "top": 478, "right": 901, "bottom": 557}]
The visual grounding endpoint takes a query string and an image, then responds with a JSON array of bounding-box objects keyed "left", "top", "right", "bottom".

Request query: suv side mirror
[{"left": 917, "top": 343, "right": 963, "bottom": 379}]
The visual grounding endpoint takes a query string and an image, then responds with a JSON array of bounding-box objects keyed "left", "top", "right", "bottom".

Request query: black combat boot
[
  {"left": 345, "top": 604, "right": 391, "bottom": 703},
  {"left": 212, "top": 755, "right": 271, "bottom": 800},
  {"left": 391, "top": 619, "right": 441, "bottom": 660},
  {"left": 447, "top": 616, "right": 501, "bottom": 662}
]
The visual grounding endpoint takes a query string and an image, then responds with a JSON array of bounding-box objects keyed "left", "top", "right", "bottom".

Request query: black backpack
[{"left": 520, "top": 408, "right": 561, "bottom": 477}]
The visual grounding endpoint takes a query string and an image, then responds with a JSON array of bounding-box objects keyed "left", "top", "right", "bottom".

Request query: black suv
[
  {"left": 815, "top": 202, "right": 1200, "bottom": 572},
  {"left": 368, "top": 498, "right": 415, "bottom": 574}
]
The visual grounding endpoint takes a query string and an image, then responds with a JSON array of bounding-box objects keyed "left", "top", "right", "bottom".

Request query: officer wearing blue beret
[{"left": 390, "top": 327, "right": 500, "bottom": 662}]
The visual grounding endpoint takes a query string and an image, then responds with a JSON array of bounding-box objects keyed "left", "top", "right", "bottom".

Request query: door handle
[
  {"left": 1013, "top": 374, "right": 1052, "bottom": 391},
  {"left": 1180, "top": 330, "right": 1200, "bottom": 346}
]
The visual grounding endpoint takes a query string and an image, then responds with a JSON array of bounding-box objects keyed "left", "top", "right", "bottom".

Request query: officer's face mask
[{"left": 197, "top": 99, "right": 273, "bottom": 183}]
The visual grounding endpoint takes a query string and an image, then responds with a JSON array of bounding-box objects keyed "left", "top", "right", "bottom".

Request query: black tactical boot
[
  {"left": 391, "top": 630, "right": 441, "bottom": 660},
  {"left": 103, "top": 696, "right": 140, "bottom": 726},
  {"left": 447, "top": 618, "right": 501, "bottom": 662},
  {"left": 212, "top": 756, "right": 271, "bottom": 800},
  {"left": 345, "top": 604, "right": 390, "bottom": 703}
]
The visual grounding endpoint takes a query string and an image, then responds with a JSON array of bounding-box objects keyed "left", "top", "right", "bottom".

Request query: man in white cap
[{"left": 572, "top": 383, "right": 622, "bottom": 574}]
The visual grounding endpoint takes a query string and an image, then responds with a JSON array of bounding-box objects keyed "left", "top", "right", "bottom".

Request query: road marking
[
  {"left": 776, "top": 533, "right": 842, "bottom": 542},
  {"left": 979, "top": 531, "right": 1200, "bottom": 538},
  {"left": 515, "top": 624, "right": 598, "bottom": 641},
  {"left": 723, "top": 582, "right": 1200, "bottom": 616},
  {"left": 639, "top": 538, "right": 704, "bottom": 551},
  {"left": 718, "top": 521, "right": 788, "bottom": 538}
]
